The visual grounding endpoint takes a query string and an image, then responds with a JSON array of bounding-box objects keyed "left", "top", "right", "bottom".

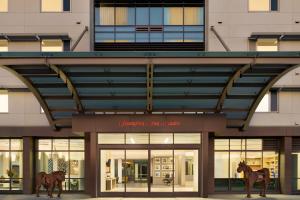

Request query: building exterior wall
[
  {"left": 0, "top": 0, "right": 90, "bottom": 51},
  {"left": 208, "top": 0, "right": 300, "bottom": 51}
]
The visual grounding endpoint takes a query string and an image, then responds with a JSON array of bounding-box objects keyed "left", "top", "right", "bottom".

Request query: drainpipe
[
  {"left": 210, "top": 26, "right": 231, "bottom": 52},
  {"left": 71, "top": 26, "right": 89, "bottom": 51}
]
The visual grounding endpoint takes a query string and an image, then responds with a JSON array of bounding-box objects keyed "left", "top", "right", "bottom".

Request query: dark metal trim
[
  {"left": 243, "top": 64, "right": 300, "bottom": 130},
  {"left": 216, "top": 64, "right": 251, "bottom": 112},
  {"left": 48, "top": 65, "right": 84, "bottom": 113}
]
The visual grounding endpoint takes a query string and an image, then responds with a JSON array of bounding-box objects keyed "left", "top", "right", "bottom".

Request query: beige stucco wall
[
  {"left": 0, "top": 0, "right": 90, "bottom": 51},
  {"left": 0, "top": 92, "right": 48, "bottom": 126},
  {"left": 208, "top": 0, "right": 300, "bottom": 127},
  {"left": 208, "top": 0, "right": 300, "bottom": 51}
]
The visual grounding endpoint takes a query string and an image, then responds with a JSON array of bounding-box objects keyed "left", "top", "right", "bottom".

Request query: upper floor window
[
  {"left": 41, "top": 39, "right": 63, "bottom": 52},
  {"left": 0, "top": 0, "right": 8, "bottom": 12},
  {"left": 255, "top": 90, "right": 278, "bottom": 112},
  {"left": 256, "top": 38, "right": 278, "bottom": 51},
  {"left": 0, "top": 39, "right": 8, "bottom": 51},
  {"left": 41, "top": 0, "right": 70, "bottom": 12},
  {"left": 249, "top": 0, "right": 278, "bottom": 12},
  {"left": 0, "top": 90, "right": 8, "bottom": 113}
]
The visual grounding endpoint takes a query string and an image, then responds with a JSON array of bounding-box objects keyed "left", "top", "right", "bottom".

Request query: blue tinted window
[
  {"left": 63, "top": 0, "right": 70, "bottom": 12},
  {"left": 116, "top": 7, "right": 135, "bottom": 25},
  {"left": 150, "top": 33, "right": 163, "bottom": 42},
  {"left": 164, "top": 33, "right": 183, "bottom": 42},
  {"left": 116, "top": 33, "right": 135, "bottom": 42},
  {"left": 271, "top": 0, "right": 278, "bottom": 11},
  {"left": 136, "top": 33, "right": 149, "bottom": 42},
  {"left": 95, "top": 33, "right": 114, "bottom": 42},
  {"left": 150, "top": 7, "right": 163, "bottom": 25},
  {"left": 95, "top": 8, "right": 100, "bottom": 25},
  {"left": 136, "top": 8, "right": 149, "bottom": 25},
  {"left": 184, "top": 33, "right": 204, "bottom": 42}
]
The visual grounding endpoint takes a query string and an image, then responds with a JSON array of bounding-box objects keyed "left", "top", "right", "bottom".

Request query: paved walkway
[{"left": 0, "top": 194, "right": 300, "bottom": 200}]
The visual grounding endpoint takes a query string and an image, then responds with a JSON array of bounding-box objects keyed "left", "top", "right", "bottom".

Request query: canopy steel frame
[{"left": 1, "top": 52, "right": 299, "bottom": 130}]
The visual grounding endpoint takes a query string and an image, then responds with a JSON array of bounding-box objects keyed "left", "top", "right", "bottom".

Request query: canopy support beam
[
  {"left": 0, "top": 65, "right": 56, "bottom": 129},
  {"left": 48, "top": 65, "right": 84, "bottom": 113},
  {"left": 243, "top": 64, "right": 300, "bottom": 130},
  {"left": 216, "top": 64, "right": 251, "bottom": 112}
]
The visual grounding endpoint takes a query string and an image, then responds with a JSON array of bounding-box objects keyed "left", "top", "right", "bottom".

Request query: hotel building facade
[{"left": 0, "top": 0, "right": 300, "bottom": 197}]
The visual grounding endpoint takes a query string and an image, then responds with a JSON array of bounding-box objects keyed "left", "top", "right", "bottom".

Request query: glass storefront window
[
  {"left": 37, "top": 139, "right": 84, "bottom": 191},
  {"left": 151, "top": 150, "right": 173, "bottom": 192},
  {"left": 174, "top": 133, "right": 201, "bottom": 144},
  {"left": 230, "top": 139, "right": 246, "bottom": 150},
  {"left": 98, "top": 133, "right": 125, "bottom": 144},
  {"left": 247, "top": 139, "right": 262, "bottom": 150},
  {"left": 174, "top": 150, "right": 198, "bottom": 192},
  {"left": 53, "top": 139, "right": 69, "bottom": 150},
  {"left": 214, "top": 139, "right": 229, "bottom": 150},
  {"left": 0, "top": 139, "right": 23, "bottom": 191},
  {"left": 292, "top": 153, "right": 300, "bottom": 191},
  {"left": 126, "top": 134, "right": 148, "bottom": 144},
  {"left": 214, "top": 138, "right": 279, "bottom": 192},
  {"left": 126, "top": 150, "right": 148, "bottom": 192},
  {"left": 150, "top": 133, "right": 173, "bottom": 144},
  {"left": 100, "top": 150, "right": 125, "bottom": 192}
]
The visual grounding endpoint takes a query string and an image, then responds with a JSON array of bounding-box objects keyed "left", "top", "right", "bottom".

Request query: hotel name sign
[
  {"left": 118, "top": 120, "right": 181, "bottom": 127},
  {"left": 72, "top": 114, "right": 226, "bottom": 132}
]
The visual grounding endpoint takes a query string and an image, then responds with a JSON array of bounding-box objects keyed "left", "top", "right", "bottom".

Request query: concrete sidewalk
[{"left": 0, "top": 194, "right": 300, "bottom": 200}]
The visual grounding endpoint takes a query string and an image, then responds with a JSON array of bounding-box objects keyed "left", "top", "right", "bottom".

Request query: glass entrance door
[{"left": 98, "top": 132, "right": 201, "bottom": 196}]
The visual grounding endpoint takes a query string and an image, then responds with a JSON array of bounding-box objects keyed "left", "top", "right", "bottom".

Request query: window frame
[
  {"left": 248, "top": 0, "right": 279, "bottom": 12},
  {"left": 0, "top": 0, "right": 8, "bottom": 13},
  {"left": 40, "top": 39, "right": 64, "bottom": 52},
  {"left": 0, "top": 39, "right": 8, "bottom": 52},
  {"left": 36, "top": 138, "right": 85, "bottom": 191},
  {"left": 0, "top": 90, "right": 9, "bottom": 113},
  {"left": 40, "top": 0, "right": 71, "bottom": 13},
  {"left": 256, "top": 38, "right": 279, "bottom": 52}
]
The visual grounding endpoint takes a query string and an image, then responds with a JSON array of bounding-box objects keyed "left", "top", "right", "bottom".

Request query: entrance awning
[{"left": 0, "top": 51, "right": 299, "bottom": 130}]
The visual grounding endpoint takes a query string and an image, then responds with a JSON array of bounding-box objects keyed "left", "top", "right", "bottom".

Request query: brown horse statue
[
  {"left": 237, "top": 161, "right": 270, "bottom": 198},
  {"left": 36, "top": 171, "right": 66, "bottom": 198}
]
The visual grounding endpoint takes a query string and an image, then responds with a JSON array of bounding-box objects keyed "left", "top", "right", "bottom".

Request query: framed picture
[
  {"left": 154, "top": 171, "right": 160, "bottom": 177},
  {"left": 154, "top": 165, "right": 160, "bottom": 170},
  {"left": 162, "top": 165, "right": 172, "bottom": 170},
  {"left": 167, "top": 157, "right": 173, "bottom": 163},
  {"left": 154, "top": 158, "right": 160, "bottom": 164},
  {"left": 162, "top": 171, "right": 174, "bottom": 177},
  {"left": 162, "top": 158, "right": 167, "bottom": 164}
]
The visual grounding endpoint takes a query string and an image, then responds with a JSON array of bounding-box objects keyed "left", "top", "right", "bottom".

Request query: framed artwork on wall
[
  {"left": 154, "top": 171, "right": 160, "bottom": 177},
  {"left": 154, "top": 158, "right": 160, "bottom": 164},
  {"left": 154, "top": 165, "right": 160, "bottom": 170}
]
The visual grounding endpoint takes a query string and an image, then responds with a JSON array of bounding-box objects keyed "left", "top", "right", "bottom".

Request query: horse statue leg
[
  {"left": 247, "top": 178, "right": 255, "bottom": 198},
  {"left": 57, "top": 181, "right": 62, "bottom": 198},
  {"left": 35, "top": 183, "right": 41, "bottom": 197}
]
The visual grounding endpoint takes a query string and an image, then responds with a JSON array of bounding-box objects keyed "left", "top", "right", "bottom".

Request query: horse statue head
[
  {"left": 53, "top": 170, "right": 66, "bottom": 182},
  {"left": 237, "top": 160, "right": 247, "bottom": 173}
]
